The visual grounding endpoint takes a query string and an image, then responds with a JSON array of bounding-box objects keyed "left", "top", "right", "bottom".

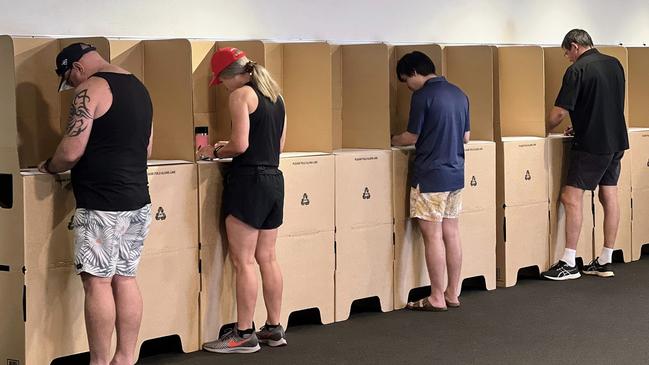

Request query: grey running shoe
[
  {"left": 583, "top": 257, "right": 615, "bottom": 278},
  {"left": 541, "top": 260, "right": 581, "bottom": 281},
  {"left": 256, "top": 324, "right": 287, "bottom": 347},
  {"left": 203, "top": 327, "right": 260, "bottom": 354}
]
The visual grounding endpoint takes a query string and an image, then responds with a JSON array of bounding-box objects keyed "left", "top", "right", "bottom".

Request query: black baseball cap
[{"left": 55, "top": 42, "right": 96, "bottom": 92}]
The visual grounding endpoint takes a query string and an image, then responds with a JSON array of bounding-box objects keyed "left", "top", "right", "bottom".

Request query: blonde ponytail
[{"left": 249, "top": 63, "right": 281, "bottom": 103}]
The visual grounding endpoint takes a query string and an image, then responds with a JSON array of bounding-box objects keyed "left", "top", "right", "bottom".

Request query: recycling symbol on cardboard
[
  {"left": 67, "top": 215, "right": 75, "bottom": 231},
  {"left": 362, "top": 187, "right": 371, "bottom": 200},
  {"left": 155, "top": 207, "right": 167, "bottom": 221},
  {"left": 301, "top": 193, "right": 310, "bottom": 206},
  {"left": 470, "top": 176, "right": 478, "bottom": 187},
  {"left": 524, "top": 170, "right": 532, "bottom": 181}
]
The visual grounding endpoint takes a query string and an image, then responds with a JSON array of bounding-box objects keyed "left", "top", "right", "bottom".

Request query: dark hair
[
  {"left": 561, "top": 29, "right": 594, "bottom": 50},
  {"left": 396, "top": 51, "right": 436, "bottom": 82}
]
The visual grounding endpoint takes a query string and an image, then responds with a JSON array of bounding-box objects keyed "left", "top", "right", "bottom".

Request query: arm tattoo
[{"left": 65, "top": 89, "right": 92, "bottom": 137}]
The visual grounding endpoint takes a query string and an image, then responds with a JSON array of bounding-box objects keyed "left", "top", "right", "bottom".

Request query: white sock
[
  {"left": 598, "top": 247, "right": 614, "bottom": 265},
  {"left": 561, "top": 248, "right": 577, "bottom": 267}
]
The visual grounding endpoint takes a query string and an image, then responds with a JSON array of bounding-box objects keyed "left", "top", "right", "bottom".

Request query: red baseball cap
[{"left": 210, "top": 47, "right": 246, "bottom": 86}]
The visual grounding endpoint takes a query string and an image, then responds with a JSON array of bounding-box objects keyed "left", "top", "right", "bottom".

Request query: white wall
[{"left": 1, "top": 0, "right": 648, "bottom": 45}]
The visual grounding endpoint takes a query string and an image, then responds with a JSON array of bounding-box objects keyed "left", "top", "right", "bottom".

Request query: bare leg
[
  {"left": 561, "top": 186, "right": 585, "bottom": 250},
  {"left": 418, "top": 218, "right": 446, "bottom": 308},
  {"left": 226, "top": 215, "right": 260, "bottom": 330},
  {"left": 110, "top": 275, "right": 143, "bottom": 365},
  {"left": 81, "top": 273, "right": 115, "bottom": 365},
  {"left": 255, "top": 228, "right": 283, "bottom": 325},
  {"left": 599, "top": 186, "right": 620, "bottom": 250},
  {"left": 442, "top": 218, "right": 462, "bottom": 304}
]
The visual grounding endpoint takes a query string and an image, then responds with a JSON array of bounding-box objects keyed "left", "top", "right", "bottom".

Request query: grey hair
[{"left": 561, "top": 29, "right": 594, "bottom": 49}]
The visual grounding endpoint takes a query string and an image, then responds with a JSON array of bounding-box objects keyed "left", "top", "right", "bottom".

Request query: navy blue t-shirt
[{"left": 407, "top": 77, "right": 470, "bottom": 193}]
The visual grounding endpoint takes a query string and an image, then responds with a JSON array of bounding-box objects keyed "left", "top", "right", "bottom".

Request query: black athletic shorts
[
  {"left": 223, "top": 166, "right": 284, "bottom": 230},
  {"left": 566, "top": 149, "right": 624, "bottom": 191}
]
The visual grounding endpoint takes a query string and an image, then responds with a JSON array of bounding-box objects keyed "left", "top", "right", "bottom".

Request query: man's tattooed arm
[{"left": 65, "top": 89, "right": 93, "bottom": 137}]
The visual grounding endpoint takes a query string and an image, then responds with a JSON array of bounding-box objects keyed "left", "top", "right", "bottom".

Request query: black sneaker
[
  {"left": 541, "top": 261, "right": 581, "bottom": 281},
  {"left": 582, "top": 257, "right": 615, "bottom": 278},
  {"left": 256, "top": 324, "right": 287, "bottom": 347}
]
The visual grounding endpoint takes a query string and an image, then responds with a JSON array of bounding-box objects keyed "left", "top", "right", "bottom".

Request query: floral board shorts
[
  {"left": 410, "top": 186, "right": 463, "bottom": 222},
  {"left": 72, "top": 204, "right": 152, "bottom": 277}
]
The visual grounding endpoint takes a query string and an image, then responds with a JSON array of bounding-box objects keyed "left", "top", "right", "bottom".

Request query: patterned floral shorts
[
  {"left": 410, "top": 186, "right": 463, "bottom": 222},
  {"left": 72, "top": 204, "right": 152, "bottom": 277}
]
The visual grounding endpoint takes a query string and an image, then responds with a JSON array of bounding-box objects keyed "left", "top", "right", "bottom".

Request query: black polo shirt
[{"left": 555, "top": 48, "right": 628, "bottom": 154}]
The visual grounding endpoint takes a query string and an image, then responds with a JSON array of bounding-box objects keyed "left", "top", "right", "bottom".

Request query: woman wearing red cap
[{"left": 199, "top": 47, "right": 287, "bottom": 354}]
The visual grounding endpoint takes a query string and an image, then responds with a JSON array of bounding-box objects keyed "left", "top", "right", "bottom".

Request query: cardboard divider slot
[
  {"left": 0, "top": 265, "right": 9, "bottom": 272},
  {"left": 0, "top": 173, "right": 12, "bottom": 208}
]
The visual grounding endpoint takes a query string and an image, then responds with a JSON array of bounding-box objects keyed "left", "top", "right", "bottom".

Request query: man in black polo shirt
[
  {"left": 392, "top": 51, "right": 470, "bottom": 310},
  {"left": 542, "top": 29, "right": 628, "bottom": 281}
]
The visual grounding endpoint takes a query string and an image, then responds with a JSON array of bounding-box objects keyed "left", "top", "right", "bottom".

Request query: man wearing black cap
[{"left": 38, "top": 43, "right": 154, "bottom": 365}]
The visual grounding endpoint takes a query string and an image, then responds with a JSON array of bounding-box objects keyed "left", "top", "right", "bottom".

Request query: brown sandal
[
  {"left": 406, "top": 297, "right": 448, "bottom": 312},
  {"left": 445, "top": 300, "right": 461, "bottom": 308}
]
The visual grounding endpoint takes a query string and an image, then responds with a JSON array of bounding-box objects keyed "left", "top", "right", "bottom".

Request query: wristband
[
  {"left": 43, "top": 158, "right": 54, "bottom": 174},
  {"left": 213, "top": 145, "right": 224, "bottom": 159}
]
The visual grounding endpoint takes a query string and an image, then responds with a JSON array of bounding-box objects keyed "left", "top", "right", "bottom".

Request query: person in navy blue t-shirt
[{"left": 392, "top": 51, "right": 470, "bottom": 311}]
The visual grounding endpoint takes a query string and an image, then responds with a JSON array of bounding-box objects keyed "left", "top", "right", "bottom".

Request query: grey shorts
[{"left": 73, "top": 204, "right": 152, "bottom": 278}]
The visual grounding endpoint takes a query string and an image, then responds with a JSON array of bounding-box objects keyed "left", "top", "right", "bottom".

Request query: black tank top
[
  {"left": 71, "top": 72, "right": 153, "bottom": 211},
  {"left": 231, "top": 83, "right": 285, "bottom": 169}
]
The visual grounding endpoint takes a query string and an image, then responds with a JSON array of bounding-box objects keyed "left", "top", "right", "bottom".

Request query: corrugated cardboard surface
[
  {"left": 109, "top": 39, "right": 144, "bottom": 80},
  {"left": 143, "top": 40, "right": 194, "bottom": 161},
  {"left": 629, "top": 129, "right": 649, "bottom": 190},
  {"left": 22, "top": 173, "right": 75, "bottom": 270},
  {"left": 197, "top": 161, "right": 229, "bottom": 249},
  {"left": 393, "top": 44, "right": 443, "bottom": 135},
  {"left": 461, "top": 209, "right": 497, "bottom": 290},
  {"left": 283, "top": 43, "right": 341, "bottom": 152},
  {"left": 146, "top": 163, "right": 198, "bottom": 254},
  {"left": 335, "top": 223, "right": 394, "bottom": 321},
  {"left": 393, "top": 218, "right": 427, "bottom": 310},
  {"left": 199, "top": 242, "right": 236, "bottom": 343},
  {"left": 497, "top": 46, "right": 545, "bottom": 138},
  {"left": 335, "top": 149, "right": 392, "bottom": 229},
  {"left": 445, "top": 45, "right": 496, "bottom": 142},
  {"left": 279, "top": 153, "right": 334, "bottom": 236},
  {"left": 0, "top": 271, "right": 26, "bottom": 364},
  {"left": 632, "top": 188, "right": 649, "bottom": 261},
  {"left": 543, "top": 47, "right": 573, "bottom": 134},
  {"left": 628, "top": 47, "right": 649, "bottom": 127},
  {"left": 499, "top": 138, "right": 548, "bottom": 207},
  {"left": 137, "top": 247, "right": 200, "bottom": 354},
  {"left": 391, "top": 147, "right": 413, "bottom": 223},
  {"left": 253, "top": 230, "right": 335, "bottom": 328},
  {"left": 464, "top": 141, "right": 496, "bottom": 213},
  {"left": 341, "top": 44, "right": 393, "bottom": 149},
  {"left": 0, "top": 36, "right": 17, "bottom": 149},
  {"left": 496, "top": 201, "right": 550, "bottom": 287},
  {"left": 594, "top": 187, "right": 632, "bottom": 263}
]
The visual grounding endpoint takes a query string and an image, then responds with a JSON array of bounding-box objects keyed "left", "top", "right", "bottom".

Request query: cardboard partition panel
[
  {"left": 546, "top": 134, "right": 573, "bottom": 201},
  {"left": 253, "top": 230, "right": 335, "bottom": 328},
  {"left": 444, "top": 45, "right": 496, "bottom": 142},
  {"left": 0, "top": 271, "right": 26, "bottom": 365},
  {"left": 136, "top": 247, "right": 200, "bottom": 355},
  {"left": 460, "top": 209, "right": 497, "bottom": 290},
  {"left": 190, "top": 40, "right": 218, "bottom": 142},
  {"left": 632, "top": 188, "right": 649, "bottom": 261},
  {"left": 391, "top": 147, "right": 414, "bottom": 223},
  {"left": 199, "top": 242, "right": 236, "bottom": 344},
  {"left": 497, "top": 46, "right": 546, "bottom": 139},
  {"left": 198, "top": 160, "right": 229, "bottom": 249},
  {"left": 213, "top": 41, "right": 283, "bottom": 141},
  {"left": 335, "top": 223, "right": 394, "bottom": 321},
  {"left": 341, "top": 44, "right": 394, "bottom": 149},
  {"left": 335, "top": 149, "right": 392, "bottom": 229},
  {"left": 549, "top": 192, "right": 594, "bottom": 264},
  {"left": 496, "top": 202, "right": 550, "bottom": 287},
  {"left": 146, "top": 162, "right": 198, "bottom": 253},
  {"left": 499, "top": 137, "right": 548, "bottom": 207},
  {"left": 393, "top": 44, "right": 443, "bottom": 135},
  {"left": 109, "top": 39, "right": 194, "bottom": 161},
  {"left": 393, "top": 218, "right": 427, "bottom": 310},
  {"left": 543, "top": 47, "right": 573, "bottom": 134},
  {"left": 464, "top": 141, "right": 497, "bottom": 213},
  {"left": 279, "top": 153, "right": 334, "bottom": 236},
  {"left": 0, "top": 35, "right": 17, "bottom": 150},
  {"left": 628, "top": 47, "right": 649, "bottom": 127},
  {"left": 283, "top": 42, "right": 342, "bottom": 152},
  {"left": 594, "top": 187, "right": 632, "bottom": 263},
  {"left": 629, "top": 129, "right": 649, "bottom": 190}
]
